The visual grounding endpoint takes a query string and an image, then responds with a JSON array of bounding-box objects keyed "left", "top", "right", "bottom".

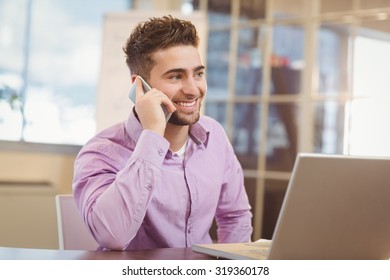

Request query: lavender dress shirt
[{"left": 73, "top": 111, "right": 253, "bottom": 250}]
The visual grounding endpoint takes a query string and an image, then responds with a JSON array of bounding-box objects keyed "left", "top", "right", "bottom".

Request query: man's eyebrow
[
  {"left": 194, "top": 65, "right": 206, "bottom": 72},
  {"left": 162, "top": 65, "right": 206, "bottom": 76}
]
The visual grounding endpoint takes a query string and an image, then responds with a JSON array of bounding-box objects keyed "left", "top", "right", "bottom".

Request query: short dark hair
[{"left": 123, "top": 15, "right": 199, "bottom": 80}]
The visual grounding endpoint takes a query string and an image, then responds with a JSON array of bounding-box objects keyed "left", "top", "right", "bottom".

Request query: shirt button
[
  {"left": 146, "top": 185, "right": 152, "bottom": 190},
  {"left": 158, "top": 149, "right": 164, "bottom": 156}
]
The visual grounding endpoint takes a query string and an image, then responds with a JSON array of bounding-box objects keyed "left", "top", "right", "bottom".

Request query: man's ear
[{"left": 131, "top": 74, "right": 138, "bottom": 83}]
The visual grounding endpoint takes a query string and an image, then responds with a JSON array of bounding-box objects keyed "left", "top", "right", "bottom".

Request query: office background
[{"left": 0, "top": 0, "right": 389, "bottom": 249}]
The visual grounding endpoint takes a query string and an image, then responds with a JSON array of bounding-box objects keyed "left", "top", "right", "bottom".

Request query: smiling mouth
[{"left": 174, "top": 99, "right": 197, "bottom": 108}]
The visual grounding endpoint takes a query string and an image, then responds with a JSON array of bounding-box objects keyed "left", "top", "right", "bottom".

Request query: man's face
[{"left": 148, "top": 45, "right": 207, "bottom": 126}]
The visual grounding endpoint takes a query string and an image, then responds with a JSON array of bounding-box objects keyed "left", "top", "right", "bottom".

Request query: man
[{"left": 73, "top": 15, "right": 252, "bottom": 250}]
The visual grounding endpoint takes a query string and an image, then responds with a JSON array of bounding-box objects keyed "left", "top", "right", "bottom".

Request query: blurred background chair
[{"left": 55, "top": 194, "right": 99, "bottom": 250}]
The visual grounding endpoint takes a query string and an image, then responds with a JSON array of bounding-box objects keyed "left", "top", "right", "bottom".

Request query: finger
[
  {"left": 135, "top": 76, "right": 145, "bottom": 100},
  {"left": 161, "top": 95, "right": 177, "bottom": 113}
]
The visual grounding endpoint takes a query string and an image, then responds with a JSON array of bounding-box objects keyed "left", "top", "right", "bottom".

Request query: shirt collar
[{"left": 188, "top": 119, "right": 210, "bottom": 148}]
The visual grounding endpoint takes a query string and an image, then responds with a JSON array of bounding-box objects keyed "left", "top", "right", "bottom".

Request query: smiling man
[{"left": 72, "top": 15, "right": 253, "bottom": 251}]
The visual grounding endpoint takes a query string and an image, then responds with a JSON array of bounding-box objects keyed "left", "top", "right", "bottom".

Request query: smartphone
[{"left": 128, "top": 76, "right": 171, "bottom": 122}]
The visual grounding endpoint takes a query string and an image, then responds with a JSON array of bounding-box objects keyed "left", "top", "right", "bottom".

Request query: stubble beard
[{"left": 168, "top": 105, "right": 201, "bottom": 126}]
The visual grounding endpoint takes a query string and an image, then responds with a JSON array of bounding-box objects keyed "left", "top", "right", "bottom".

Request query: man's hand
[{"left": 134, "top": 77, "right": 176, "bottom": 136}]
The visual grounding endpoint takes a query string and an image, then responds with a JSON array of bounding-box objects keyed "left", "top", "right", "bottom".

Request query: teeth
[{"left": 176, "top": 100, "right": 196, "bottom": 107}]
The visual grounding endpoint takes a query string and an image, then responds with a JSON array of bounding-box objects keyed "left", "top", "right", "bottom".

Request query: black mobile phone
[{"left": 128, "top": 76, "right": 171, "bottom": 122}]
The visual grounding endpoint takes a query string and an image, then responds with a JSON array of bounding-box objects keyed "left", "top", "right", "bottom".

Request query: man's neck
[{"left": 164, "top": 123, "right": 189, "bottom": 152}]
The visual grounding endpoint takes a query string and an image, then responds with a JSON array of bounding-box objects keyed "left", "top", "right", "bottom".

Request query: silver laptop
[{"left": 192, "top": 153, "right": 390, "bottom": 260}]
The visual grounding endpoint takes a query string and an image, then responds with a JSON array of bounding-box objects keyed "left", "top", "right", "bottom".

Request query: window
[
  {"left": 349, "top": 36, "right": 390, "bottom": 156},
  {"left": 202, "top": 0, "right": 390, "bottom": 240},
  {"left": 0, "top": 0, "right": 130, "bottom": 144}
]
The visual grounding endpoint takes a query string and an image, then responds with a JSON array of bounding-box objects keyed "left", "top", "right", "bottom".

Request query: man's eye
[
  {"left": 196, "top": 72, "right": 204, "bottom": 79},
  {"left": 170, "top": 75, "right": 181, "bottom": 80}
]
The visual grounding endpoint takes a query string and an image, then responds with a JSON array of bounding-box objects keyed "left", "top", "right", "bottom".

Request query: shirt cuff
[{"left": 131, "top": 130, "right": 169, "bottom": 167}]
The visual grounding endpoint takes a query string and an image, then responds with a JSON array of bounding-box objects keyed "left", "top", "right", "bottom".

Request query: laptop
[{"left": 192, "top": 153, "right": 390, "bottom": 260}]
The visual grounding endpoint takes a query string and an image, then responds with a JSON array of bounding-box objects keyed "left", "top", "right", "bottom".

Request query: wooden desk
[{"left": 0, "top": 247, "right": 214, "bottom": 260}]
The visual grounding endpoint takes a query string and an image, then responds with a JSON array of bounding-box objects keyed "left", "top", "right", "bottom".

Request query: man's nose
[{"left": 182, "top": 77, "right": 199, "bottom": 95}]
